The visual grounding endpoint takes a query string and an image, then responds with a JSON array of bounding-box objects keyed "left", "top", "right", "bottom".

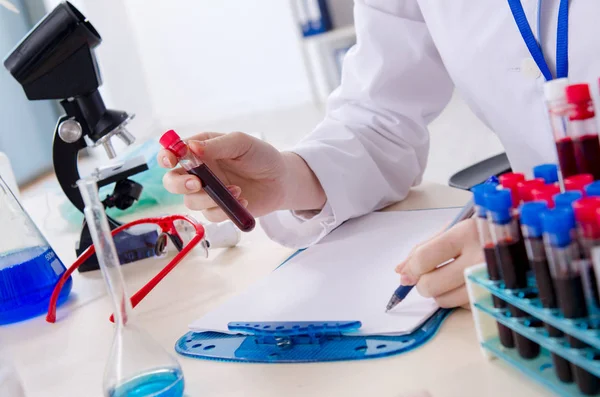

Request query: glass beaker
[
  {"left": 77, "top": 177, "right": 184, "bottom": 397},
  {"left": 0, "top": 175, "right": 72, "bottom": 325}
]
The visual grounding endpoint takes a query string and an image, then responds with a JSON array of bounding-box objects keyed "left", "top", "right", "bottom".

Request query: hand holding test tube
[{"left": 160, "top": 130, "right": 256, "bottom": 232}]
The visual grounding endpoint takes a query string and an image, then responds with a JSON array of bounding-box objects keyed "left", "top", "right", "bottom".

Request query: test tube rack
[{"left": 465, "top": 264, "right": 600, "bottom": 397}]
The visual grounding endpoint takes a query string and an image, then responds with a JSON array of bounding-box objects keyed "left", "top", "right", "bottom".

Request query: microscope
[{"left": 3, "top": 2, "right": 157, "bottom": 271}]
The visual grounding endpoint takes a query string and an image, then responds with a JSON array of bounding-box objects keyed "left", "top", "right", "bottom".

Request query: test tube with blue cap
[
  {"left": 585, "top": 181, "right": 600, "bottom": 197},
  {"left": 533, "top": 164, "right": 559, "bottom": 185},
  {"left": 542, "top": 208, "right": 600, "bottom": 395},
  {"left": 520, "top": 201, "right": 573, "bottom": 382},
  {"left": 554, "top": 191, "right": 583, "bottom": 209},
  {"left": 472, "top": 183, "right": 515, "bottom": 349},
  {"left": 486, "top": 188, "right": 541, "bottom": 359}
]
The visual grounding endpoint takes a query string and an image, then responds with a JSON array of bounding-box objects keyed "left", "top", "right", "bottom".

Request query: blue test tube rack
[{"left": 465, "top": 264, "right": 600, "bottom": 397}]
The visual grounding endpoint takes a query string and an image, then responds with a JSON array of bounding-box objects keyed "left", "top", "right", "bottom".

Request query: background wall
[
  {"left": 0, "top": 1, "right": 57, "bottom": 184},
  {"left": 32, "top": 0, "right": 502, "bottom": 186}
]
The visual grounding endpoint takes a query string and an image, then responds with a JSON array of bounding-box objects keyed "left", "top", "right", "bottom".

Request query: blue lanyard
[{"left": 507, "top": 0, "right": 570, "bottom": 80}]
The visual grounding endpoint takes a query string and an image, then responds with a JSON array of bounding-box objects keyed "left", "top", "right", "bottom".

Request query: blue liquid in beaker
[
  {"left": 0, "top": 246, "right": 72, "bottom": 325},
  {"left": 107, "top": 368, "right": 185, "bottom": 397}
]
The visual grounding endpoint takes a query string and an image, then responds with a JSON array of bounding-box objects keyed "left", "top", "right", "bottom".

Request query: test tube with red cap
[
  {"left": 573, "top": 198, "right": 600, "bottom": 310},
  {"left": 472, "top": 184, "right": 515, "bottom": 349},
  {"left": 531, "top": 184, "right": 561, "bottom": 208},
  {"left": 499, "top": 172, "right": 526, "bottom": 206},
  {"left": 520, "top": 202, "right": 573, "bottom": 383},
  {"left": 159, "top": 130, "right": 256, "bottom": 232},
  {"left": 517, "top": 179, "right": 546, "bottom": 203},
  {"left": 486, "top": 189, "right": 540, "bottom": 359},
  {"left": 544, "top": 79, "right": 578, "bottom": 179},
  {"left": 566, "top": 84, "right": 600, "bottom": 180},
  {"left": 564, "top": 173, "right": 594, "bottom": 194},
  {"left": 499, "top": 173, "right": 531, "bottom": 272},
  {"left": 542, "top": 209, "right": 600, "bottom": 395}
]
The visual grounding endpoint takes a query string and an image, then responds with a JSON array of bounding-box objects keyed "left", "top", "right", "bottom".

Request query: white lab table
[{"left": 1, "top": 181, "right": 549, "bottom": 397}]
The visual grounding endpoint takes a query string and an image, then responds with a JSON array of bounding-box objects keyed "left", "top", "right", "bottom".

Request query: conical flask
[
  {"left": 0, "top": 175, "right": 72, "bottom": 325},
  {"left": 77, "top": 177, "right": 184, "bottom": 397}
]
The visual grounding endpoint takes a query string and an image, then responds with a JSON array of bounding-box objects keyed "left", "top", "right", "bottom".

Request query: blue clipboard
[{"left": 174, "top": 249, "right": 454, "bottom": 363}]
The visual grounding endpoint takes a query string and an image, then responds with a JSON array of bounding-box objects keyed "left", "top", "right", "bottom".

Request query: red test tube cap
[
  {"left": 499, "top": 172, "right": 526, "bottom": 205},
  {"left": 159, "top": 129, "right": 182, "bottom": 149},
  {"left": 159, "top": 130, "right": 187, "bottom": 157},
  {"left": 575, "top": 197, "right": 600, "bottom": 239},
  {"left": 564, "top": 174, "right": 594, "bottom": 193},
  {"left": 565, "top": 83, "right": 591, "bottom": 104},
  {"left": 573, "top": 197, "right": 600, "bottom": 225},
  {"left": 566, "top": 84, "right": 595, "bottom": 120},
  {"left": 499, "top": 172, "right": 526, "bottom": 187},
  {"left": 531, "top": 185, "right": 560, "bottom": 208},
  {"left": 517, "top": 179, "right": 546, "bottom": 203}
]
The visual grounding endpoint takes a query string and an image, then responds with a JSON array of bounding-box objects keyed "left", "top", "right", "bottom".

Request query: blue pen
[{"left": 385, "top": 176, "right": 499, "bottom": 312}]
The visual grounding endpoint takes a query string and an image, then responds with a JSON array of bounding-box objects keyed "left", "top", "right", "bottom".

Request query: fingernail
[
  {"left": 162, "top": 156, "right": 172, "bottom": 167},
  {"left": 395, "top": 263, "right": 405, "bottom": 274},
  {"left": 228, "top": 186, "right": 241, "bottom": 197},
  {"left": 400, "top": 274, "right": 416, "bottom": 286},
  {"left": 185, "top": 179, "right": 201, "bottom": 191},
  {"left": 189, "top": 140, "right": 205, "bottom": 155}
]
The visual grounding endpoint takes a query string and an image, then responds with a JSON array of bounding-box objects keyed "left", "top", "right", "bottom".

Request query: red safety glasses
[{"left": 46, "top": 215, "right": 204, "bottom": 323}]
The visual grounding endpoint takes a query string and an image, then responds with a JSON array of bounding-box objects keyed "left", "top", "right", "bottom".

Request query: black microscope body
[{"left": 4, "top": 2, "right": 156, "bottom": 271}]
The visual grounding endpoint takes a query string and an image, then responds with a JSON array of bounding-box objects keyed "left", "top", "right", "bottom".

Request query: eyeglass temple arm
[
  {"left": 46, "top": 220, "right": 149, "bottom": 323},
  {"left": 48, "top": 216, "right": 205, "bottom": 323}
]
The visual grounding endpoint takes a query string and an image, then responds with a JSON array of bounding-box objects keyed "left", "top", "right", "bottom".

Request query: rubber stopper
[
  {"left": 564, "top": 174, "right": 593, "bottom": 193},
  {"left": 565, "top": 84, "right": 591, "bottom": 104}
]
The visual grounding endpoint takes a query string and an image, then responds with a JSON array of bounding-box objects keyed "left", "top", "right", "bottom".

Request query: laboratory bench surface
[{"left": 1, "top": 181, "right": 549, "bottom": 397}]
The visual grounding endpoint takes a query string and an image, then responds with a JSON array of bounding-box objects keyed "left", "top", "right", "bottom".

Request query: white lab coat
[{"left": 260, "top": 0, "right": 600, "bottom": 249}]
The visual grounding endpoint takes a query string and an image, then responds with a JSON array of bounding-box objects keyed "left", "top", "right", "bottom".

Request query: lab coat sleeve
[{"left": 260, "top": 0, "right": 454, "bottom": 249}]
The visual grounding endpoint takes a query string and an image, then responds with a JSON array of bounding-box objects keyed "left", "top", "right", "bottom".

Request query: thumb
[{"left": 190, "top": 132, "right": 252, "bottom": 161}]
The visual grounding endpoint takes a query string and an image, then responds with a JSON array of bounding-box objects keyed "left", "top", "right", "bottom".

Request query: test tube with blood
[
  {"left": 542, "top": 209, "right": 600, "bottom": 395},
  {"left": 486, "top": 189, "right": 540, "bottom": 359},
  {"left": 521, "top": 202, "right": 572, "bottom": 382},
  {"left": 565, "top": 84, "right": 600, "bottom": 180},
  {"left": 159, "top": 130, "right": 256, "bottom": 232},
  {"left": 573, "top": 198, "right": 600, "bottom": 311},
  {"left": 472, "top": 184, "right": 515, "bottom": 348},
  {"left": 544, "top": 79, "right": 578, "bottom": 179}
]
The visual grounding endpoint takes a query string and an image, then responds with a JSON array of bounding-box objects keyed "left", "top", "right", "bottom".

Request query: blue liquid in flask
[
  {"left": 108, "top": 368, "right": 185, "bottom": 397},
  {"left": 0, "top": 246, "right": 72, "bottom": 325}
]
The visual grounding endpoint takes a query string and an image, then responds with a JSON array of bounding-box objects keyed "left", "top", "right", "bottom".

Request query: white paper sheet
[{"left": 190, "top": 208, "right": 460, "bottom": 336}]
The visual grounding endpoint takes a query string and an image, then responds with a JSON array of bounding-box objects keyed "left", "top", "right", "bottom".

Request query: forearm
[{"left": 280, "top": 151, "right": 327, "bottom": 211}]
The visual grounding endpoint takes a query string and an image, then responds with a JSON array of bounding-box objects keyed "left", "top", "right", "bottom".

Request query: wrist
[{"left": 280, "top": 152, "right": 326, "bottom": 211}]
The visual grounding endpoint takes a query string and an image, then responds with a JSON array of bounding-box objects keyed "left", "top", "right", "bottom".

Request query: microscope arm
[{"left": 52, "top": 115, "right": 87, "bottom": 212}]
